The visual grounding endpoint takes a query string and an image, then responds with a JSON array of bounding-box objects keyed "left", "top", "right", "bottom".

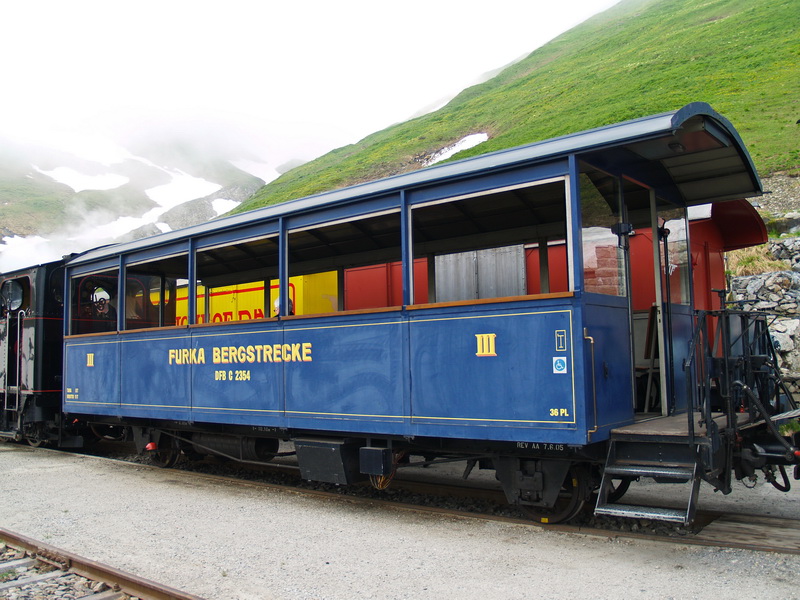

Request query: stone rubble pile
[{"left": 730, "top": 238, "right": 800, "bottom": 388}]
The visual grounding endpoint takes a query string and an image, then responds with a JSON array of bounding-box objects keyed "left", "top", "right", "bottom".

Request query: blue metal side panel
[
  {"left": 63, "top": 300, "right": 597, "bottom": 447},
  {"left": 581, "top": 295, "right": 635, "bottom": 440},
  {"left": 284, "top": 313, "right": 407, "bottom": 434},
  {"left": 119, "top": 330, "right": 192, "bottom": 420},
  {"left": 64, "top": 337, "right": 121, "bottom": 416},
  {"left": 667, "top": 304, "right": 694, "bottom": 412},
  {"left": 408, "top": 300, "right": 587, "bottom": 444},
  {"left": 189, "top": 323, "right": 284, "bottom": 425}
]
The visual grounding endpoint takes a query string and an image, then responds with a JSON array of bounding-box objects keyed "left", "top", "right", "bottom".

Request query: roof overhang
[{"left": 710, "top": 199, "right": 768, "bottom": 251}]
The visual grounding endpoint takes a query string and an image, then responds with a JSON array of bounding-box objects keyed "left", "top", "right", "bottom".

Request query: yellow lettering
[
  {"left": 168, "top": 349, "right": 176, "bottom": 365},
  {"left": 237, "top": 346, "right": 247, "bottom": 363},
  {"left": 213, "top": 347, "right": 221, "bottom": 364},
  {"left": 273, "top": 343, "right": 282, "bottom": 362},
  {"left": 86, "top": 353, "right": 95, "bottom": 367},
  {"left": 291, "top": 343, "right": 301, "bottom": 362},
  {"left": 264, "top": 345, "right": 273, "bottom": 362},
  {"left": 246, "top": 346, "right": 255, "bottom": 363},
  {"left": 302, "top": 342, "right": 312, "bottom": 362},
  {"left": 282, "top": 344, "right": 291, "bottom": 361}
]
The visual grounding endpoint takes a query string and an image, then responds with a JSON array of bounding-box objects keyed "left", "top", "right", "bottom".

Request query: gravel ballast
[{"left": 2, "top": 444, "right": 799, "bottom": 600}]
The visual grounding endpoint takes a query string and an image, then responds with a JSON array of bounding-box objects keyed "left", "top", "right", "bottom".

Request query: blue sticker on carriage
[{"left": 553, "top": 357, "right": 567, "bottom": 374}]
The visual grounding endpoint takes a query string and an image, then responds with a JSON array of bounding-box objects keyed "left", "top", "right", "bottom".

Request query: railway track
[{"left": 0, "top": 528, "right": 205, "bottom": 600}]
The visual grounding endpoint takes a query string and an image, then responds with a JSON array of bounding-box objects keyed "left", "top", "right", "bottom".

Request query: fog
[{"left": 0, "top": 0, "right": 621, "bottom": 272}]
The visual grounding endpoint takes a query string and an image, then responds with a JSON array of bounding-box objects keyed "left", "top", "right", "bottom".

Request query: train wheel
[
  {"left": 149, "top": 436, "right": 180, "bottom": 468},
  {"left": 89, "top": 424, "right": 127, "bottom": 442},
  {"left": 606, "top": 477, "right": 632, "bottom": 503},
  {"left": 26, "top": 437, "right": 47, "bottom": 448},
  {"left": 521, "top": 465, "right": 590, "bottom": 524}
]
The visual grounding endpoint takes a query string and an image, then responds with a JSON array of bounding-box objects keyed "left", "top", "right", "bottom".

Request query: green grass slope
[{"left": 239, "top": 0, "right": 799, "bottom": 213}]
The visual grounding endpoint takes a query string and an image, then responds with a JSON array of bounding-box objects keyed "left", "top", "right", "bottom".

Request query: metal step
[
  {"left": 594, "top": 503, "right": 689, "bottom": 523},
  {"left": 604, "top": 464, "right": 695, "bottom": 480}
]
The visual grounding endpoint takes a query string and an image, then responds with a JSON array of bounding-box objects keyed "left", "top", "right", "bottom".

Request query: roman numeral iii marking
[{"left": 475, "top": 333, "right": 497, "bottom": 357}]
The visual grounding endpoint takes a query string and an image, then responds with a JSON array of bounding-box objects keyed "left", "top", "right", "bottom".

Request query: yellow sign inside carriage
[{"left": 174, "top": 271, "right": 338, "bottom": 325}]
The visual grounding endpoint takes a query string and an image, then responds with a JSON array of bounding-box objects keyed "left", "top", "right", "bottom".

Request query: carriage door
[
  {"left": 624, "top": 182, "right": 694, "bottom": 416},
  {"left": 0, "top": 278, "right": 28, "bottom": 426}
]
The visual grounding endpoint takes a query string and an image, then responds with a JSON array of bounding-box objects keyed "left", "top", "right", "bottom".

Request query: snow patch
[
  {"left": 35, "top": 166, "right": 129, "bottom": 192},
  {"left": 145, "top": 170, "right": 222, "bottom": 208},
  {"left": 425, "top": 133, "right": 489, "bottom": 166},
  {"left": 212, "top": 198, "right": 241, "bottom": 216}
]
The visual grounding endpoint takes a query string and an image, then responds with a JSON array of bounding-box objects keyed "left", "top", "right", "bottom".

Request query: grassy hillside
[{"left": 239, "top": 0, "right": 799, "bottom": 213}]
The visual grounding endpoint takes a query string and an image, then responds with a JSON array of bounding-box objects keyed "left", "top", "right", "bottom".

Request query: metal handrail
[
  {"left": 2, "top": 312, "right": 8, "bottom": 412},
  {"left": 684, "top": 310, "right": 712, "bottom": 444},
  {"left": 13, "top": 310, "right": 24, "bottom": 411}
]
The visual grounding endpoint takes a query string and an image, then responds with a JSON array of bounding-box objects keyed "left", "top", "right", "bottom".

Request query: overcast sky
[{"left": 0, "top": 1, "right": 620, "bottom": 172}]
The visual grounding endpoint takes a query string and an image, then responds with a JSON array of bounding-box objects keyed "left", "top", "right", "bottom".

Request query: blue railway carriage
[{"left": 59, "top": 103, "right": 800, "bottom": 523}]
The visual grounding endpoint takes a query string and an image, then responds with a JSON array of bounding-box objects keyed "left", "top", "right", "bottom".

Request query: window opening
[
  {"left": 411, "top": 179, "right": 568, "bottom": 303},
  {"left": 658, "top": 207, "right": 691, "bottom": 306},
  {"left": 579, "top": 171, "right": 627, "bottom": 297},
  {"left": 0, "top": 279, "right": 27, "bottom": 314},
  {"left": 194, "top": 235, "right": 278, "bottom": 324},
  {"left": 125, "top": 254, "right": 187, "bottom": 329},
  {"left": 287, "top": 212, "right": 402, "bottom": 315},
  {"left": 70, "top": 270, "right": 119, "bottom": 334}
]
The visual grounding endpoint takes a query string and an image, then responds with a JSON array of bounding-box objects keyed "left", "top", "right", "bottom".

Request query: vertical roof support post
[
  {"left": 400, "top": 190, "right": 414, "bottom": 306},
  {"left": 567, "top": 154, "right": 583, "bottom": 293},
  {"left": 278, "top": 217, "right": 289, "bottom": 317},
  {"left": 62, "top": 267, "right": 71, "bottom": 337},
  {"left": 187, "top": 238, "right": 197, "bottom": 325},
  {"left": 116, "top": 255, "right": 125, "bottom": 332}
]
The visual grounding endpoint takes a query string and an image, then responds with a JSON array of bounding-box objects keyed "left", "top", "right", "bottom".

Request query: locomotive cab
[{"left": 0, "top": 262, "right": 74, "bottom": 446}]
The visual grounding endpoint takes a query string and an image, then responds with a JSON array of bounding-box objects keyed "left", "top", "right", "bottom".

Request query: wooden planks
[{"left": 695, "top": 514, "right": 800, "bottom": 554}]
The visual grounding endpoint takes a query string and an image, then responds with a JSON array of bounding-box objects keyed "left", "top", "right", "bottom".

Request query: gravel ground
[
  {"left": 758, "top": 175, "right": 800, "bottom": 215},
  {"left": 2, "top": 444, "right": 800, "bottom": 600}
]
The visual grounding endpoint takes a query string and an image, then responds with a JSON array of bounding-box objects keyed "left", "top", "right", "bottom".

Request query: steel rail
[{"left": 0, "top": 528, "right": 206, "bottom": 600}]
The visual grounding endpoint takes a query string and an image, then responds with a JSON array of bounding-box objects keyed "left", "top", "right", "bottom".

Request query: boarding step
[
  {"left": 603, "top": 464, "right": 695, "bottom": 481},
  {"left": 594, "top": 439, "right": 702, "bottom": 525},
  {"left": 594, "top": 503, "right": 690, "bottom": 523}
]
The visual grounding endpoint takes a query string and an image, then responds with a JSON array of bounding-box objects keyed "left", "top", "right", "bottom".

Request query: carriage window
[
  {"left": 659, "top": 207, "right": 691, "bottom": 306},
  {"left": 580, "top": 171, "right": 627, "bottom": 297},
  {"left": 124, "top": 254, "right": 187, "bottom": 329},
  {"left": 70, "top": 270, "right": 119, "bottom": 334},
  {"left": 195, "top": 235, "right": 279, "bottom": 324},
  {"left": 412, "top": 179, "right": 568, "bottom": 303},
  {"left": 287, "top": 211, "right": 402, "bottom": 315}
]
